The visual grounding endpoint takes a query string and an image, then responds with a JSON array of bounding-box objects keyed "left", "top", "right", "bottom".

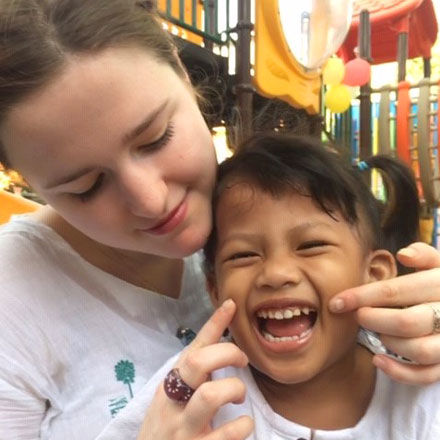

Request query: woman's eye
[
  {"left": 297, "top": 241, "right": 328, "bottom": 251},
  {"left": 139, "top": 123, "right": 175, "bottom": 152},
  {"left": 74, "top": 174, "right": 105, "bottom": 202}
]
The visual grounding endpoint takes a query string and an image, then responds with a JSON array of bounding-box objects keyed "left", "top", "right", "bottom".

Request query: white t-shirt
[
  {"left": 0, "top": 215, "right": 214, "bottom": 440},
  {"left": 97, "top": 352, "right": 440, "bottom": 440}
]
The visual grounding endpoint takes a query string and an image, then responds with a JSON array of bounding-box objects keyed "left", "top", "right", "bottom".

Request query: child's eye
[
  {"left": 297, "top": 241, "right": 328, "bottom": 251},
  {"left": 227, "top": 251, "right": 259, "bottom": 261}
]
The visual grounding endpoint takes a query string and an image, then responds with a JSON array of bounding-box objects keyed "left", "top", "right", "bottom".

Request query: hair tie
[{"left": 357, "top": 161, "right": 370, "bottom": 171}]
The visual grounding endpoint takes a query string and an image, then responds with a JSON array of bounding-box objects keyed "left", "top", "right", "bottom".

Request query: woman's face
[{"left": 1, "top": 47, "right": 217, "bottom": 258}]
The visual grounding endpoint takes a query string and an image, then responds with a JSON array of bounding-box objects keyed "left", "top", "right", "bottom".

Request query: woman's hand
[
  {"left": 137, "top": 299, "right": 254, "bottom": 440},
  {"left": 329, "top": 242, "right": 440, "bottom": 385}
]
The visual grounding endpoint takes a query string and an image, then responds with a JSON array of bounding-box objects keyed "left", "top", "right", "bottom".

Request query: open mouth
[{"left": 256, "top": 306, "right": 318, "bottom": 344}]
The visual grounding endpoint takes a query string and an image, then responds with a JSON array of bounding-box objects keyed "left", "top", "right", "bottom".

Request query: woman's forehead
[{"left": 1, "top": 47, "right": 183, "bottom": 169}]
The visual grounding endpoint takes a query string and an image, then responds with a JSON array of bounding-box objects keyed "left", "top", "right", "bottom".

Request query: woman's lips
[{"left": 143, "top": 198, "right": 188, "bottom": 235}]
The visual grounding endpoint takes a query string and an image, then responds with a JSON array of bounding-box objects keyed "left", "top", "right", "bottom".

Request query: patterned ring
[
  {"left": 163, "top": 368, "right": 195, "bottom": 404},
  {"left": 431, "top": 306, "right": 440, "bottom": 334}
]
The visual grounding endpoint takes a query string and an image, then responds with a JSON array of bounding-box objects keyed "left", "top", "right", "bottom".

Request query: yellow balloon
[
  {"left": 322, "top": 58, "right": 345, "bottom": 85},
  {"left": 324, "top": 84, "right": 351, "bottom": 113}
]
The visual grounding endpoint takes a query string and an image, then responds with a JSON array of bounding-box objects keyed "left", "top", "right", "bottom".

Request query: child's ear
[
  {"left": 205, "top": 272, "right": 220, "bottom": 308},
  {"left": 366, "top": 249, "right": 397, "bottom": 283}
]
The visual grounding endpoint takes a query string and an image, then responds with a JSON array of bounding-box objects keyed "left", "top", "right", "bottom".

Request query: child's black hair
[{"left": 204, "top": 133, "right": 420, "bottom": 275}]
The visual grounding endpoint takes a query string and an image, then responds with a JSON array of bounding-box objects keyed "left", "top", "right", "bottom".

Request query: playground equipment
[
  {"left": 374, "top": 79, "right": 440, "bottom": 208},
  {"left": 1, "top": 1, "right": 440, "bottom": 228},
  {"left": 338, "top": 0, "right": 438, "bottom": 159},
  {"left": 0, "top": 190, "right": 40, "bottom": 225}
]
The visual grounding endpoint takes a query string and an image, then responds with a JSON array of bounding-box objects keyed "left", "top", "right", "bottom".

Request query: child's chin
[{"left": 251, "top": 364, "right": 316, "bottom": 386}]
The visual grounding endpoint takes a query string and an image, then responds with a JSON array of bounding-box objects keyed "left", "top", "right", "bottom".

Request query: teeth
[
  {"left": 274, "top": 311, "right": 284, "bottom": 320},
  {"left": 299, "top": 328, "right": 312, "bottom": 339},
  {"left": 262, "top": 331, "right": 311, "bottom": 343},
  {"left": 256, "top": 306, "right": 315, "bottom": 319},
  {"left": 264, "top": 332, "right": 275, "bottom": 342},
  {"left": 283, "top": 309, "right": 293, "bottom": 319}
]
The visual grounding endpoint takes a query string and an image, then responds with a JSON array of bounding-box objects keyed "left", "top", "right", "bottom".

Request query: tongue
[{"left": 265, "top": 316, "right": 312, "bottom": 337}]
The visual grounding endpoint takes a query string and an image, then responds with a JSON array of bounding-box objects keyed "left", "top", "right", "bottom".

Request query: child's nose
[{"left": 255, "top": 255, "right": 302, "bottom": 291}]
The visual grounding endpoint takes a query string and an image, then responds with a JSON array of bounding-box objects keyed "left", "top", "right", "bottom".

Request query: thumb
[{"left": 396, "top": 242, "right": 440, "bottom": 270}]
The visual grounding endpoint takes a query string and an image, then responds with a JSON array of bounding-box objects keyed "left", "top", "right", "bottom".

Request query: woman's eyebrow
[{"left": 122, "top": 100, "right": 169, "bottom": 144}]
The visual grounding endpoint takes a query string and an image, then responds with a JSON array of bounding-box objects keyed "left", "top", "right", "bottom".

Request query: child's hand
[
  {"left": 137, "top": 299, "right": 254, "bottom": 440},
  {"left": 329, "top": 242, "right": 440, "bottom": 385}
]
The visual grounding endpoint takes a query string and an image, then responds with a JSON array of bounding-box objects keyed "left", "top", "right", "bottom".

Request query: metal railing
[{"left": 157, "top": 0, "right": 231, "bottom": 45}]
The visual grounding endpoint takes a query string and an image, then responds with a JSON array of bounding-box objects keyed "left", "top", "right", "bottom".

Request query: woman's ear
[
  {"left": 205, "top": 273, "right": 220, "bottom": 308},
  {"left": 366, "top": 249, "right": 397, "bottom": 283}
]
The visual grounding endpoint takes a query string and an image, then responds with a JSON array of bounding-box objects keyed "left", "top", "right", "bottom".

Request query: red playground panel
[{"left": 340, "top": 0, "right": 438, "bottom": 63}]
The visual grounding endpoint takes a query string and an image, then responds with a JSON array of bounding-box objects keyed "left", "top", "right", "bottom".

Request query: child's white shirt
[{"left": 98, "top": 351, "right": 440, "bottom": 440}]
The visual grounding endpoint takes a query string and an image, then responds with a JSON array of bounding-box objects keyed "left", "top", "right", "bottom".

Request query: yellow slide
[{"left": 0, "top": 190, "right": 40, "bottom": 225}]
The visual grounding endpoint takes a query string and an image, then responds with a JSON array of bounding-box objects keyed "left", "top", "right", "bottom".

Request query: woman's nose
[
  {"left": 255, "top": 254, "right": 302, "bottom": 290},
  {"left": 119, "top": 166, "right": 168, "bottom": 218}
]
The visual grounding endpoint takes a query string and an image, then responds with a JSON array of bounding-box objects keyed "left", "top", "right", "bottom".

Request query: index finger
[
  {"left": 397, "top": 242, "right": 440, "bottom": 270},
  {"left": 329, "top": 268, "right": 440, "bottom": 312},
  {"left": 188, "top": 298, "right": 236, "bottom": 350}
]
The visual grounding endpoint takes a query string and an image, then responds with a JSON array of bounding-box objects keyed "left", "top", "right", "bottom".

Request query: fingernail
[
  {"left": 329, "top": 298, "right": 345, "bottom": 312},
  {"left": 397, "top": 247, "right": 417, "bottom": 258},
  {"left": 221, "top": 298, "right": 234, "bottom": 310}
]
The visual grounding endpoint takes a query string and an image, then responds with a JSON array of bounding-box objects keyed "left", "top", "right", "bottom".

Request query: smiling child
[
  {"left": 202, "top": 133, "right": 439, "bottom": 439},
  {"left": 97, "top": 133, "right": 440, "bottom": 440}
]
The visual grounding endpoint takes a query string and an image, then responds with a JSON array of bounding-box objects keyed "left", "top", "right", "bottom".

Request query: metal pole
[
  {"left": 235, "top": 0, "right": 253, "bottom": 146},
  {"left": 204, "top": 0, "right": 216, "bottom": 50},
  {"left": 423, "top": 57, "right": 432, "bottom": 78},
  {"left": 397, "top": 32, "right": 408, "bottom": 82},
  {"left": 359, "top": 9, "right": 372, "bottom": 161}
]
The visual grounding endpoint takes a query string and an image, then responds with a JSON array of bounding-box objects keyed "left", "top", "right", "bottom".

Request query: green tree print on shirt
[{"left": 115, "top": 360, "right": 135, "bottom": 398}]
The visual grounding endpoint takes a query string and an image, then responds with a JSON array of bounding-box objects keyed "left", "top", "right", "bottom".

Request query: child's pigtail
[{"left": 362, "top": 155, "right": 420, "bottom": 267}]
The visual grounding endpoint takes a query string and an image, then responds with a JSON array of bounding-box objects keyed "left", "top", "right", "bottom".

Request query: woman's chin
[{"left": 173, "top": 220, "right": 212, "bottom": 255}]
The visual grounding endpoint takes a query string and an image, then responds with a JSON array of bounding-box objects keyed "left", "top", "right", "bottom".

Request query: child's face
[{"left": 209, "top": 182, "right": 394, "bottom": 385}]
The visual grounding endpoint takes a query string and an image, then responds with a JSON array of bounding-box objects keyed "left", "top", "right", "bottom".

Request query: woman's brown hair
[{"left": 0, "top": 0, "right": 185, "bottom": 168}]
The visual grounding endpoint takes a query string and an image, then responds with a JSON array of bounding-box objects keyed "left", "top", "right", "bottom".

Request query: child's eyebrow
[
  {"left": 218, "top": 232, "right": 260, "bottom": 247},
  {"left": 218, "top": 222, "right": 334, "bottom": 247},
  {"left": 289, "top": 221, "right": 334, "bottom": 234}
]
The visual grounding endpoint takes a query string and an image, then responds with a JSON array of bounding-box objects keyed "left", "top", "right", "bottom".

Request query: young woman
[{"left": 1, "top": 1, "right": 440, "bottom": 439}]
